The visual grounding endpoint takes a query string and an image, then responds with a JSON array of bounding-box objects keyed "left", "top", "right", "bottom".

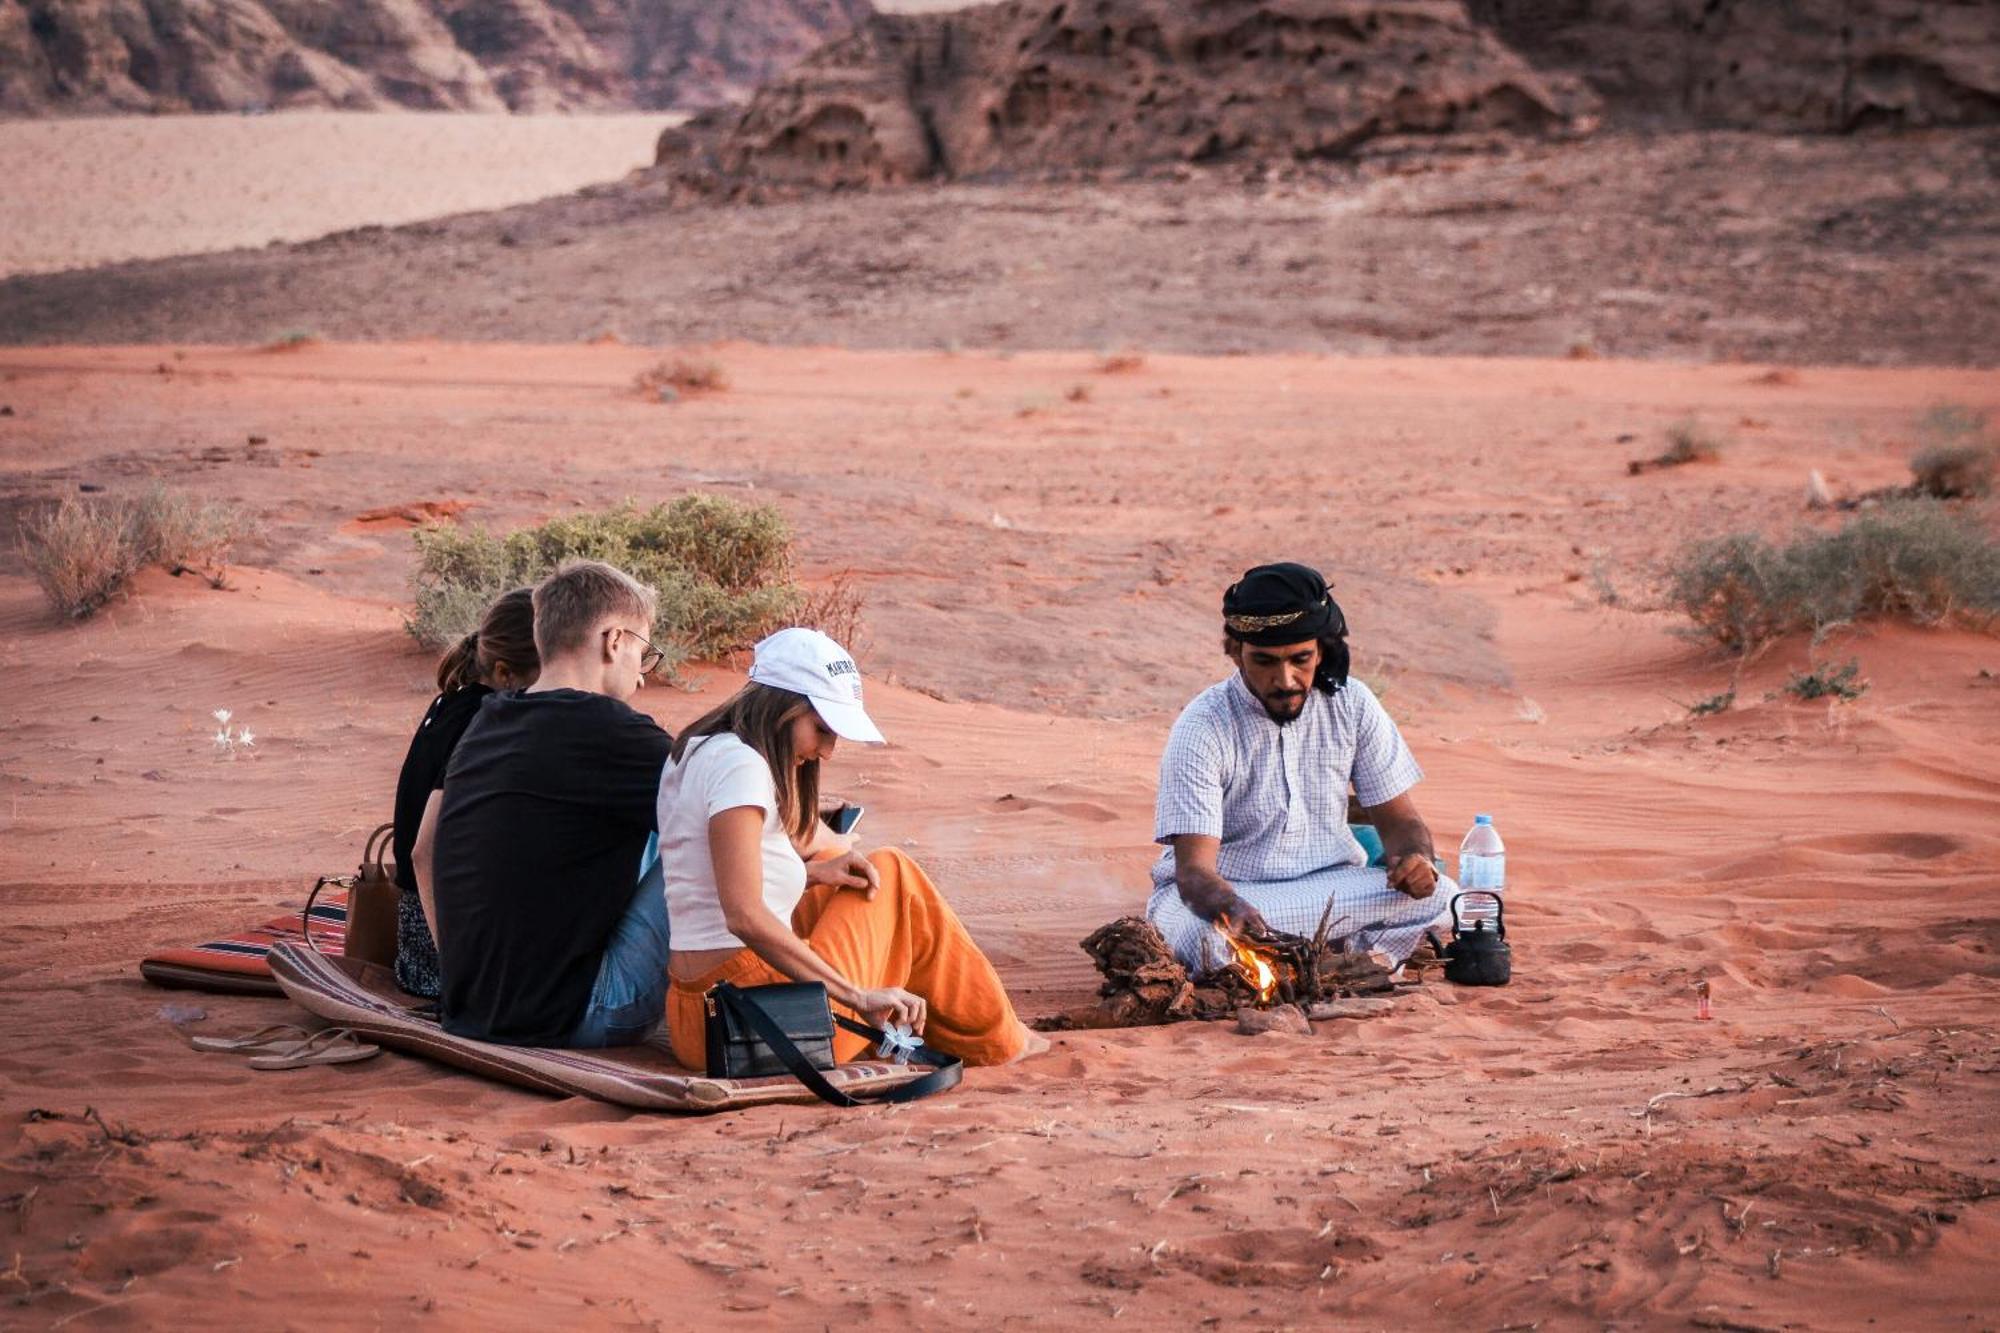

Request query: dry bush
[
  {"left": 132, "top": 486, "right": 247, "bottom": 575},
  {"left": 1630, "top": 417, "right": 1724, "bottom": 474},
  {"left": 21, "top": 497, "right": 144, "bottom": 619},
  {"left": 1786, "top": 659, "right": 1868, "bottom": 701},
  {"left": 1094, "top": 351, "right": 1145, "bottom": 374},
  {"left": 1065, "top": 383, "right": 1093, "bottom": 403},
  {"left": 1909, "top": 404, "right": 1995, "bottom": 499},
  {"left": 409, "top": 494, "right": 804, "bottom": 668},
  {"left": 634, "top": 356, "right": 730, "bottom": 399},
  {"left": 1665, "top": 499, "right": 2000, "bottom": 653},
  {"left": 260, "top": 329, "right": 320, "bottom": 353},
  {"left": 20, "top": 486, "right": 250, "bottom": 619},
  {"left": 796, "top": 572, "right": 867, "bottom": 652}
]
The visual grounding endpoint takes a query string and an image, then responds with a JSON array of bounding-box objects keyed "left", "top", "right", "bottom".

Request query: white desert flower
[
  {"left": 213, "top": 708, "right": 232, "bottom": 724},
  {"left": 238, "top": 729, "right": 256, "bottom": 748}
]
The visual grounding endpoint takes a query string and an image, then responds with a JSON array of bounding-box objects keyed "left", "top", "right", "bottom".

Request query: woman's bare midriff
[{"left": 669, "top": 946, "right": 749, "bottom": 983}]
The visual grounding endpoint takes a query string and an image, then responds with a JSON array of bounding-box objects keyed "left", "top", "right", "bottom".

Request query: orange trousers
[{"left": 667, "top": 846, "right": 1031, "bottom": 1070}]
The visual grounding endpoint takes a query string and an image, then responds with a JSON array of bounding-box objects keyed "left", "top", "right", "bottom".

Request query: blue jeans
[{"left": 567, "top": 836, "right": 670, "bottom": 1048}]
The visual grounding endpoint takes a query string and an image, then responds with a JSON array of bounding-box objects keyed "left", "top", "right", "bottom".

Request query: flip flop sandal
[
  {"left": 247, "top": 1027, "right": 381, "bottom": 1071},
  {"left": 188, "top": 1022, "right": 314, "bottom": 1056}
]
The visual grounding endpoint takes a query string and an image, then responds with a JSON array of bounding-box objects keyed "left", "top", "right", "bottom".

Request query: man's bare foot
[{"left": 1004, "top": 1029, "right": 1052, "bottom": 1064}]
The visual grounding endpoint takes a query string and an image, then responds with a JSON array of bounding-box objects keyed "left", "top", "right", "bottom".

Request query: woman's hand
[
  {"left": 851, "top": 985, "right": 926, "bottom": 1035},
  {"left": 806, "top": 849, "right": 881, "bottom": 897}
]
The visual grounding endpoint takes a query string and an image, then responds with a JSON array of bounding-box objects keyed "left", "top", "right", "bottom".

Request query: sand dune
[
  {"left": 0, "top": 112, "right": 679, "bottom": 279},
  {"left": 1, "top": 343, "right": 1996, "bottom": 1326}
]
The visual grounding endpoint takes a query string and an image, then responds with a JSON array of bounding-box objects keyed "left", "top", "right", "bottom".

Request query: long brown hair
[
  {"left": 671, "top": 682, "right": 819, "bottom": 842},
  {"left": 435, "top": 587, "right": 540, "bottom": 692}
]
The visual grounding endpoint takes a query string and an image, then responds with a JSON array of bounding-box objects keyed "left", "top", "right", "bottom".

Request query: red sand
[{"left": 1, "top": 343, "right": 1996, "bottom": 1327}]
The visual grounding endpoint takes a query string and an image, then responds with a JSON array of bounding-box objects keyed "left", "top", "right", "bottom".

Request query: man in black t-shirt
[{"left": 413, "top": 560, "right": 674, "bottom": 1047}]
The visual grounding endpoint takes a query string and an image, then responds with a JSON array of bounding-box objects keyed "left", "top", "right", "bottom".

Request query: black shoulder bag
[{"left": 704, "top": 981, "right": 962, "bottom": 1106}]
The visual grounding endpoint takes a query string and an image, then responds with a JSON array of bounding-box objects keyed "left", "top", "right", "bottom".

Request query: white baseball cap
[{"left": 748, "top": 627, "right": 885, "bottom": 744}]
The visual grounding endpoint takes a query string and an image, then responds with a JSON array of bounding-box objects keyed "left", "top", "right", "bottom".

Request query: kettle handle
[{"left": 1449, "top": 891, "right": 1505, "bottom": 938}]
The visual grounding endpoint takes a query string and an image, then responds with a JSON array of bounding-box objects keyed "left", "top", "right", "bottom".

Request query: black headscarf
[{"left": 1222, "top": 561, "right": 1350, "bottom": 692}]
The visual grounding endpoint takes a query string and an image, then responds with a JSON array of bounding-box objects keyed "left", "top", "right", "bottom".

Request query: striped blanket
[
  {"left": 140, "top": 889, "right": 349, "bottom": 996},
  {"left": 268, "top": 943, "right": 934, "bottom": 1113}
]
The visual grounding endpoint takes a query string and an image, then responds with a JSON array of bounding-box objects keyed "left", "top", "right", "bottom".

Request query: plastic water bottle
[{"left": 1457, "top": 815, "right": 1506, "bottom": 924}]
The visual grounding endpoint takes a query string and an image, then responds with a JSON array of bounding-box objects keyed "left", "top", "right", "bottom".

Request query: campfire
[
  {"left": 1218, "top": 925, "right": 1281, "bottom": 1005},
  {"left": 1049, "top": 896, "right": 1409, "bottom": 1030}
]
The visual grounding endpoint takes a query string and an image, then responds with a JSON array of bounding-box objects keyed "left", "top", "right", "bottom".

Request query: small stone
[
  {"left": 1805, "top": 469, "right": 1833, "bottom": 510},
  {"left": 1236, "top": 1003, "right": 1312, "bottom": 1036}
]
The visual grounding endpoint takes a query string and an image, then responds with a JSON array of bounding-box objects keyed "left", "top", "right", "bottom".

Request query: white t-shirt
[{"left": 657, "top": 733, "right": 809, "bottom": 950}]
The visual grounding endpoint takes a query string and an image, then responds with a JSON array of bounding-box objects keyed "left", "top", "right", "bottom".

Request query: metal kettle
[{"left": 1443, "top": 892, "right": 1511, "bottom": 987}]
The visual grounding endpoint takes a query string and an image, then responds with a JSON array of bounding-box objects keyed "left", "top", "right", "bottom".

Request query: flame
[{"left": 1216, "top": 926, "right": 1280, "bottom": 1004}]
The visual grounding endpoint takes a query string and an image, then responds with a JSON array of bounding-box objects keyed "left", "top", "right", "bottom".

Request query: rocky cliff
[
  {"left": 666, "top": 0, "right": 1598, "bottom": 188},
  {"left": 0, "top": 0, "right": 873, "bottom": 114},
  {"left": 1466, "top": 0, "right": 2000, "bottom": 131}
]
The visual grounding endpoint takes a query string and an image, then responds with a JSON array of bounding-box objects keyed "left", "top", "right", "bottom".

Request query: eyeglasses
[{"left": 605, "top": 627, "right": 666, "bottom": 675}]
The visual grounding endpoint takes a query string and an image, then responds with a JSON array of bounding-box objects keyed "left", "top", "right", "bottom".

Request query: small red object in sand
[{"left": 1693, "top": 979, "right": 1713, "bottom": 1021}]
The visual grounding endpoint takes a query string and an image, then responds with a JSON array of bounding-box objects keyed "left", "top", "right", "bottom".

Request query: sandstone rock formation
[
  {"left": 670, "top": 0, "right": 1597, "bottom": 188},
  {"left": 0, "top": 0, "right": 873, "bottom": 114},
  {"left": 1467, "top": 0, "right": 2000, "bottom": 131}
]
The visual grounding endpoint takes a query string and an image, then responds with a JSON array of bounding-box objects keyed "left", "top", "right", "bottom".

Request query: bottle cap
[{"left": 1474, "top": 814, "right": 1492, "bottom": 824}]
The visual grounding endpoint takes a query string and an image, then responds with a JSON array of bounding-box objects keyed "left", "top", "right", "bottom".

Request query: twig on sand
[
  {"left": 81, "top": 1107, "right": 143, "bottom": 1147},
  {"left": 52, "top": 1299, "right": 135, "bottom": 1329},
  {"left": 1154, "top": 1173, "right": 1221, "bottom": 1211},
  {"left": 1871, "top": 1005, "right": 1902, "bottom": 1033},
  {"left": 1629, "top": 1078, "right": 1756, "bottom": 1120},
  {"left": 2, "top": 1187, "right": 36, "bottom": 1235}
]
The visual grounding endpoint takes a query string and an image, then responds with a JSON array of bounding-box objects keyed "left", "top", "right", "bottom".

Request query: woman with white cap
[{"left": 657, "top": 627, "right": 1045, "bottom": 1070}]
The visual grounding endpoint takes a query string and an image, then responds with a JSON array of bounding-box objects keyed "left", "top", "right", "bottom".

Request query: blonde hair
[{"left": 530, "top": 560, "right": 656, "bottom": 660}]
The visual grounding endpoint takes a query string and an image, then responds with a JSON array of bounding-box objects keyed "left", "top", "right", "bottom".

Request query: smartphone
[{"left": 822, "top": 804, "right": 865, "bottom": 836}]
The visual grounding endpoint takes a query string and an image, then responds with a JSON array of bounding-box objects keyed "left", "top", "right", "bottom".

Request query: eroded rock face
[
  {"left": 698, "top": 0, "right": 1597, "bottom": 187},
  {"left": 0, "top": 0, "right": 873, "bottom": 114},
  {"left": 1467, "top": 0, "right": 2000, "bottom": 130}
]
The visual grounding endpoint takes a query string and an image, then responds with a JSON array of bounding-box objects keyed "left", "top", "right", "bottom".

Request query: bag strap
[
  {"left": 362, "top": 823, "right": 396, "bottom": 875},
  {"left": 714, "top": 983, "right": 962, "bottom": 1108},
  {"left": 301, "top": 874, "right": 356, "bottom": 956}
]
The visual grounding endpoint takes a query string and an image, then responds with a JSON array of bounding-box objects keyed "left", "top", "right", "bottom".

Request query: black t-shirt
[
  {"left": 434, "top": 689, "right": 672, "bottom": 1045},
  {"left": 391, "top": 685, "right": 493, "bottom": 894}
]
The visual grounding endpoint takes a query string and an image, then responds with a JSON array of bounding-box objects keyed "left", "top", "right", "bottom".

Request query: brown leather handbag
[{"left": 303, "top": 823, "right": 400, "bottom": 968}]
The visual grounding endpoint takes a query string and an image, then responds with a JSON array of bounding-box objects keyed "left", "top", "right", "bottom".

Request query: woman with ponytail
[{"left": 389, "top": 588, "right": 539, "bottom": 997}]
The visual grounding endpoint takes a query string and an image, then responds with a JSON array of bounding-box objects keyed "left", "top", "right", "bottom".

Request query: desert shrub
[
  {"left": 796, "top": 572, "right": 867, "bottom": 652},
  {"left": 1909, "top": 403, "right": 1995, "bottom": 499},
  {"left": 20, "top": 486, "right": 250, "bottom": 619},
  {"left": 1094, "top": 351, "right": 1145, "bottom": 374},
  {"left": 1785, "top": 659, "right": 1868, "bottom": 701},
  {"left": 407, "top": 494, "right": 842, "bottom": 666},
  {"left": 634, "top": 356, "right": 729, "bottom": 399},
  {"left": 1631, "top": 417, "right": 1724, "bottom": 474},
  {"left": 1686, "top": 690, "right": 1735, "bottom": 716},
  {"left": 1662, "top": 418, "right": 1724, "bottom": 465},
  {"left": 21, "top": 497, "right": 145, "bottom": 619},
  {"left": 131, "top": 485, "right": 247, "bottom": 573},
  {"left": 1666, "top": 499, "right": 2000, "bottom": 652}
]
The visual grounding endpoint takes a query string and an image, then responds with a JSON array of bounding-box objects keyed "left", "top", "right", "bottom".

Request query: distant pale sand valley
[{"left": 0, "top": 112, "right": 680, "bottom": 278}]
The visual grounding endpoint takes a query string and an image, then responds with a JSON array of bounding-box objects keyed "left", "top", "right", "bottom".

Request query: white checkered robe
[{"left": 1148, "top": 674, "right": 1454, "bottom": 973}]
